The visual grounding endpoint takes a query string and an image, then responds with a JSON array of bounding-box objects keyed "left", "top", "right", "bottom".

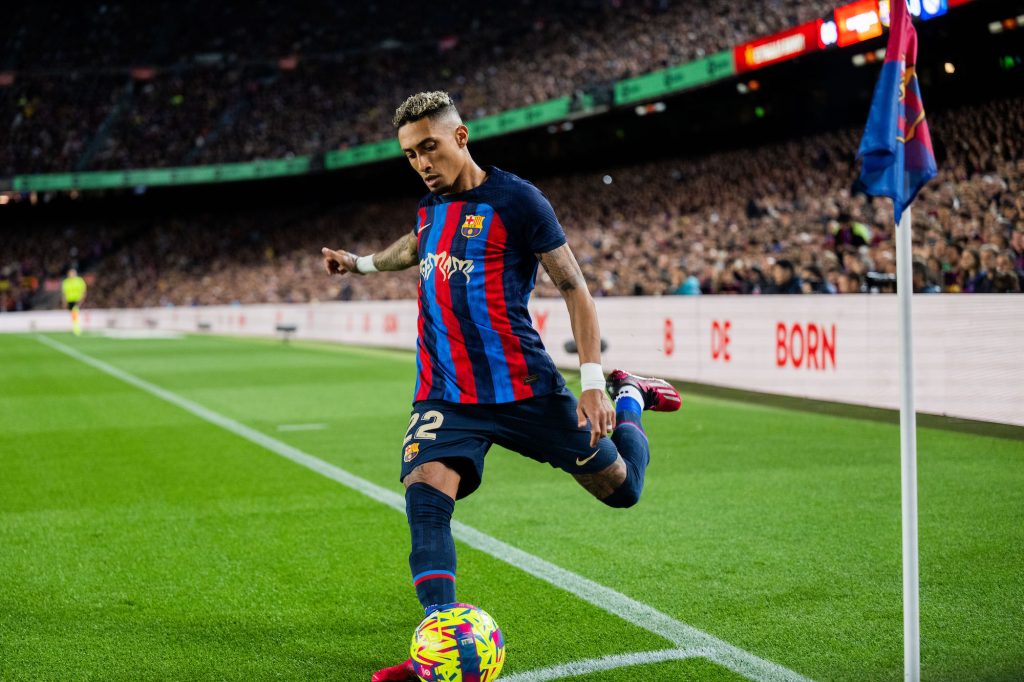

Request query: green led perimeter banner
[
  {"left": 614, "top": 51, "right": 735, "bottom": 106},
  {"left": 11, "top": 95, "right": 573, "bottom": 189},
  {"left": 9, "top": 97, "right": 574, "bottom": 190},
  {"left": 12, "top": 157, "right": 312, "bottom": 192},
  {"left": 323, "top": 97, "right": 571, "bottom": 170},
  {"left": 466, "top": 96, "right": 571, "bottom": 140}
]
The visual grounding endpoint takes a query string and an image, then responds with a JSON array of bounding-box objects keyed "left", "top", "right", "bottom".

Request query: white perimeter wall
[{"left": 4, "top": 295, "right": 1021, "bottom": 427}]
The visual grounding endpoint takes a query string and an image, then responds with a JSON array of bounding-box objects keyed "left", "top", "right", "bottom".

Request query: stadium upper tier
[
  {"left": 1, "top": 0, "right": 955, "bottom": 181},
  {"left": 3, "top": 95, "right": 1021, "bottom": 313}
]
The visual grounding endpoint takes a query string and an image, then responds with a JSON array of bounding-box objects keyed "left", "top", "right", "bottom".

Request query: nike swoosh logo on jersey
[
  {"left": 575, "top": 450, "right": 600, "bottom": 466},
  {"left": 417, "top": 222, "right": 431, "bottom": 234}
]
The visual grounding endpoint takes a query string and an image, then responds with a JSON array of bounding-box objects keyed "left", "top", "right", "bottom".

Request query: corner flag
[
  {"left": 856, "top": 4, "right": 938, "bottom": 682},
  {"left": 857, "top": 0, "right": 937, "bottom": 216}
]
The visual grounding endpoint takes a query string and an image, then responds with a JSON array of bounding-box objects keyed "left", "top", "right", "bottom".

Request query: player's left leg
[
  {"left": 372, "top": 461, "right": 459, "bottom": 682},
  {"left": 373, "top": 402, "right": 492, "bottom": 682},
  {"left": 398, "top": 399, "right": 490, "bottom": 615},
  {"left": 372, "top": 470, "right": 455, "bottom": 682},
  {"left": 403, "top": 461, "right": 461, "bottom": 613}
]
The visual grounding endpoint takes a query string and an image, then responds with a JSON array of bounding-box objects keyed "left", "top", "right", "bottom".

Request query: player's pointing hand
[{"left": 321, "top": 247, "right": 361, "bottom": 276}]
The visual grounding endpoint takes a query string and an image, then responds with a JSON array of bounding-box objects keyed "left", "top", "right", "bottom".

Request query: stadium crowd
[
  {"left": 2, "top": 0, "right": 837, "bottom": 175},
  {"left": 3, "top": 95, "right": 1020, "bottom": 313}
]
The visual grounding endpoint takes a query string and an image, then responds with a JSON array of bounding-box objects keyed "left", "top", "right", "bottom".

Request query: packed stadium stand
[
  {"left": 2, "top": 0, "right": 837, "bottom": 174},
  {"left": 1, "top": 0, "right": 1022, "bottom": 313},
  {"left": 3, "top": 93, "right": 1022, "bottom": 313}
]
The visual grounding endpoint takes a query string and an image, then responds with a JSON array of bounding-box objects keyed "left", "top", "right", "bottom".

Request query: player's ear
[{"left": 454, "top": 124, "right": 469, "bottom": 148}]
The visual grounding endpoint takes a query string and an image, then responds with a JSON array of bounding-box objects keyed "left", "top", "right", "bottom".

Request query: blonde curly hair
[{"left": 393, "top": 91, "right": 461, "bottom": 128}]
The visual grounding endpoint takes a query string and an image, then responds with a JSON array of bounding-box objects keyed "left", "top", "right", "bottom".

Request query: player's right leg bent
[
  {"left": 599, "top": 369, "right": 682, "bottom": 506},
  {"left": 491, "top": 379, "right": 658, "bottom": 509}
]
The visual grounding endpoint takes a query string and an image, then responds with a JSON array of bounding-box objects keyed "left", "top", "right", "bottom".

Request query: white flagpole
[{"left": 895, "top": 205, "right": 920, "bottom": 682}]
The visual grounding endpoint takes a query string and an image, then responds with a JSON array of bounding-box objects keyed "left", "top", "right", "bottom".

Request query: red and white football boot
[
  {"left": 371, "top": 658, "right": 417, "bottom": 682},
  {"left": 605, "top": 369, "right": 682, "bottom": 412}
]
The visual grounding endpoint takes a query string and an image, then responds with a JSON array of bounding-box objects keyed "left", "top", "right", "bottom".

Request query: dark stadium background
[
  {"left": 2, "top": 0, "right": 1022, "bottom": 307},
  {"left": 4, "top": 1, "right": 1017, "bottom": 205}
]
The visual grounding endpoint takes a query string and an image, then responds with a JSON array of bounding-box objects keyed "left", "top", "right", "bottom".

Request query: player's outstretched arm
[
  {"left": 321, "top": 232, "right": 419, "bottom": 276},
  {"left": 538, "top": 244, "right": 615, "bottom": 446}
]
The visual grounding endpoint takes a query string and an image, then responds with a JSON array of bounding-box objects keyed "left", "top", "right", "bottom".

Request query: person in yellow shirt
[{"left": 61, "top": 269, "right": 87, "bottom": 336}]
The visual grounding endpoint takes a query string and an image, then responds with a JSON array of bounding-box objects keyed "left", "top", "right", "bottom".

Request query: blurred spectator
[
  {"left": 830, "top": 211, "right": 872, "bottom": 257},
  {"left": 912, "top": 260, "right": 940, "bottom": 293},
  {"left": 673, "top": 274, "right": 702, "bottom": 295},
  {"left": 993, "top": 250, "right": 1021, "bottom": 293},
  {"left": 837, "top": 271, "right": 864, "bottom": 294},
  {"left": 766, "top": 259, "right": 802, "bottom": 294},
  {"left": 800, "top": 265, "right": 831, "bottom": 294},
  {"left": 958, "top": 248, "right": 989, "bottom": 293}
]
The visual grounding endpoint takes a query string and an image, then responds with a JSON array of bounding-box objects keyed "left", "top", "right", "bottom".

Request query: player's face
[{"left": 398, "top": 116, "right": 469, "bottom": 194}]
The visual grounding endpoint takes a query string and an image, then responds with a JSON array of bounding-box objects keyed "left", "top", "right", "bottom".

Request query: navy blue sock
[
  {"left": 603, "top": 397, "right": 650, "bottom": 508},
  {"left": 406, "top": 482, "right": 457, "bottom": 613}
]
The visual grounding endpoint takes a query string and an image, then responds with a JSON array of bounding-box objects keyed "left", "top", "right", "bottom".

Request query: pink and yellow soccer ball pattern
[{"left": 410, "top": 603, "right": 505, "bottom": 682}]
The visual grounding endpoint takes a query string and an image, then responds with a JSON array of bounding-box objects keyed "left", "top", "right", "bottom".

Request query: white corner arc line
[
  {"left": 501, "top": 648, "right": 706, "bottom": 682},
  {"left": 37, "top": 335, "right": 814, "bottom": 682}
]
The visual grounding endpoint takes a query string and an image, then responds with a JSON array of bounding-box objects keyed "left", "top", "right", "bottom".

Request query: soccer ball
[{"left": 410, "top": 602, "right": 505, "bottom": 682}]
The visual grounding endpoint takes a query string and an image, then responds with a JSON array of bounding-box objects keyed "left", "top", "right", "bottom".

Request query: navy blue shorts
[{"left": 399, "top": 387, "right": 619, "bottom": 499}]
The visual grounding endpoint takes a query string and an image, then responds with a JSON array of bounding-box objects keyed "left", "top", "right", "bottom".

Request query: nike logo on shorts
[
  {"left": 575, "top": 450, "right": 600, "bottom": 466},
  {"left": 417, "top": 222, "right": 431, "bottom": 234}
]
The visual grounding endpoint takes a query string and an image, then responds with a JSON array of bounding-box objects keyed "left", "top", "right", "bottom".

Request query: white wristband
[
  {"left": 355, "top": 255, "right": 378, "bottom": 273},
  {"left": 579, "top": 363, "right": 605, "bottom": 392}
]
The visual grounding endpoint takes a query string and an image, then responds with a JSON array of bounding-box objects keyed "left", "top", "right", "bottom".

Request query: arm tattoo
[
  {"left": 374, "top": 232, "right": 419, "bottom": 271},
  {"left": 538, "top": 244, "right": 586, "bottom": 294}
]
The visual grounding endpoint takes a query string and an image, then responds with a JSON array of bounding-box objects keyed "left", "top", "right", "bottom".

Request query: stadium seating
[
  {"left": 2, "top": 96, "right": 1020, "bottom": 312},
  {"left": 2, "top": 0, "right": 836, "bottom": 175}
]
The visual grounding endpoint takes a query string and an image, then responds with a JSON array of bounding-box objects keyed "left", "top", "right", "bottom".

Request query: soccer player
[
  {"left": 320, "top": 92, "right": 681, "bottom": 682},
  {"left": 61, "top": 268, "right": 87, "bottom": 336}
]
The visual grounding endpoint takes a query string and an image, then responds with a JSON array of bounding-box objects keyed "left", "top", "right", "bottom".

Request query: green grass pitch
[{"left": 1, "top": 332, "right": 1021, "bottom": 681}]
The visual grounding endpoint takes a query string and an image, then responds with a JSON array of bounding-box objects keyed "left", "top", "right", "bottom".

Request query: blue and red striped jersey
[{"left": 412, "top": 166, "right": 567, "bottom": 404}]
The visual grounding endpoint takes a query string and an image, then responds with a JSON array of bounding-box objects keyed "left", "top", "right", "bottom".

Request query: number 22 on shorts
[{"left": 403, "top": 410, "right": 444, "bottom": 462}]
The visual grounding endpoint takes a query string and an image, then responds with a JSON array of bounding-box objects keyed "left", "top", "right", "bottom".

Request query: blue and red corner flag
[{"left": 857, "top": 0, "right": 938, "bottom": 217}]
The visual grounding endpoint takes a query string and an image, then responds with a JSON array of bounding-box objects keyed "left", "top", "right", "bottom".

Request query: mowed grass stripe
[
  {"left": 0, "top": 334, "right": 669, "bottom": 679},
  {"left": 213, "top": 335, "right": 1023, "bottom": 682},
  {"left": 0, "top": 337, "right": 418, "bottom": 679},
  {"left": 34, "top": 333, "right": 814, "bottom": 682},
  {"left": 13, "top": 332, "right": 1023, "bottom": 681}
]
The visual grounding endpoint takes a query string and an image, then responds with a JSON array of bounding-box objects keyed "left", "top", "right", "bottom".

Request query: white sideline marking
[
  {"left": 37, "top": 335, "right": 814, "bottom": 682},
  {"left": 501, "top": 648, "right": 705, "bottom": 682},
  {"left": 276, "top": 423, "right": 327, "bottom": 432}
]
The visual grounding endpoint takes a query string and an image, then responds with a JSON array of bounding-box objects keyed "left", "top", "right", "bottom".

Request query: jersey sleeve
[{"left": 518, "top": 184, "right": 567, "bottom": 254}]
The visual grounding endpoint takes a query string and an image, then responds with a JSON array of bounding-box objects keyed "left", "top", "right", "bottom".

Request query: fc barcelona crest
[
  {"left": 461, "top": 214, "right": 485, "bottom": 238},
  {"left": 403, "top": 442, "right": 420, "bottom": 462}
]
